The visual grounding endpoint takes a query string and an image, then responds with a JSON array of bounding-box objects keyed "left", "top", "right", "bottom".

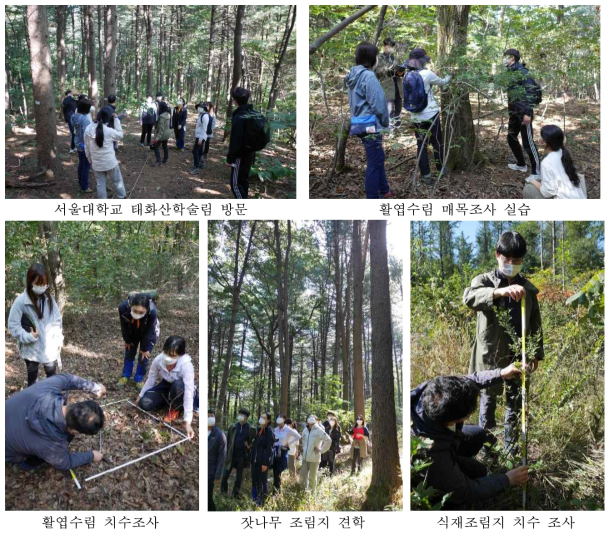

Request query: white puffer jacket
[{"left": 301, "top": 423, "right": 332, "bottom": 463}]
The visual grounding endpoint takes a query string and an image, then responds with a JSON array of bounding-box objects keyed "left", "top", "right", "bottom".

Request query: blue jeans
[
  {"left": 122, "top": 344, "right": 150, "bottom": 382},
  {"left": 174, "top": 127, "right": 185, "bottom": 149},
  {"left": 361, "top": 134, "right": 389, "bottom": 199},
  {"left": 77, "top": 150, "right": 90, "bottom": 191}
]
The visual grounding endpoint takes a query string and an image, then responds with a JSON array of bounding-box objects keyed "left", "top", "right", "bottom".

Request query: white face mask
[
  {"left": 276, "top": 417, "right": 284, "bottom": 425},
  {"left": 32, "top": 285, "right": 48, "bottom": 295},
  {"left": 307, "top": 417, "right": 316, "bottom": 425},
  {"left": 259, "top": 417, "right": 266, "bottom": 425},
  {"left": 238, "top": 414, "right": 246, "bottom": 423},
  {"left": 208, "top": 417, "right": 215, "bottom": 426},
  {"left": 499, "top": 260, "right": 522, "bottom": 278},
  {"left": 357, "top": 420, "right": 363, "bottom": 426},
  {"left": 163, "top": 353, "right": 179, "bottom": 366},
  {"left": 131, "top": 311, "right": 146, "bottom": 320},
  {"left": 503, "top": 56, "right": 514, "bottom": 67},
  {"left": 198, "top": 107, "right": 204, "bottom": 113},
  {"left": 147, "top": 98, "right": 152, "bottom": 104},
  {"left": 177, "top": 100, "right": 183, "bottom": 106}
]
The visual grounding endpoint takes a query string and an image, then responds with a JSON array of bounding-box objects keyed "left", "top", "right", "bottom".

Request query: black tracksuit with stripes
[
  {"left": 227, "top": 104, "right": 256, "bottom": 199},
  {"left": 506, "top": 62, "right": 540, "bottom": 175}
]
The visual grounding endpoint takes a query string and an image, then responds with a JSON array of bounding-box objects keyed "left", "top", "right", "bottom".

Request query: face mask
[
  {"left": 259, "top": 417, "right": 266, "bottom": 425},
  {"left": 198, "top": 107, "right": 204, "bottom": 113},
  {"left": 238, "top": 414, "right": 246, "bottom": 423},
  {"left": 163, "top": 353, "right": 179, "bottom": 366},
  {"left": 177, "top": 100, "right": 183, "bottom": 106},
  {"left": 328, "top": 418, "right": 334, "bottom": 424},
  {"left": 32, "top": 285, "right": 48, "bottom": 295},
  {"left": 131, "top": 311, "right": 146, "bottom": 320},
  {"left": 276, "top": 417, "right": 284, "bottom": 425},
  {"left": 208, "top": 417, "right": 215, "bottom": 426},
  {"left": 147, "top": 98, "right": 152, "bottom": 104},
  {"left": 503, "top": 57, "right": 512, "bottom": 67},
  {"left": 500, "top": 262, "right": 522, "bottom": 278},
  {"left": 357, "top": 420, "right": 363, "bottom": 426},
  {"left": 307, "top": 417, "right": 316, "bottom": 425}
]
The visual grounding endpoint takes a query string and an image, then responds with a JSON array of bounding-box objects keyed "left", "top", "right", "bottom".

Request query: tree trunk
[
  {"left": 56, "top": 6, "right": 67, "bottom": 89},
  {"left": 372, "top": 6, "right": 388, "bottom": 45},
  {"left": 343, "top": 248, "right": 352, "bottom": 408},
  {"left": 437, "top": 5, "right": 476, "bottom": 171},
  {"left": 352, "top": 221, "right": 368, "bottom": 420},
  {"left": 332, "top": 221, "right": 342, "bottom": 378},
  {"left": 97, "top": 6, "right": 104, "bottom": 105},
  {"left": 103, "top": 6, "right": 118, "bottom": 99},
  {"left": 38, "top": 222, "right": 67, "bottom": 314},
  {"left": 367, "top": 220, "right": 401, "bottom": 495},
  {"left": 26, "top": 5, "right": 57, "bottom": 173},
  {"left": 205, "top": 6, "right": 216, "bottom": 100},
  {"left": 145, "top": 5, "right": 153, "bottom": 97},
  {"left": 309, "top": 5, "right": 377, "bottom": 55},
  {"left": 135, "top": 6, "right": 141, "bottom": 100},
  {"left": 267, "top": 6, "right": 296, "bottom": 111},
  {"left": 225, "top": 5, "right": 245, "bottom": 140},
  {"left": 85, "top": 5, "right": 98, "bottom": 104}
]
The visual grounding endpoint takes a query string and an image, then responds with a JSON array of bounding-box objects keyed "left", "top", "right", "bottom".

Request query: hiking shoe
[
  {"left": 164, "top": 408, "right": 181, "bottom": 422},
  {"left": 381, "top": 190, "right": 395, "bottom": 199},
  {"left": 116, "top": 377, "right": 129, "bottom": 389},
  {"left": 82, "top": 188, "right": 94, "bottom": 194},
  {"left": 151, "top": 162, "right": 162, "bottom": 167},
  {"left": 422, "top": 174, "right": 434, "bottom": 186},
  {"left": 527, "top": 173, "right": 542, "bottom": 181},
  {"left": 135, "top": 380, "right": 145, "bottom": 391},
  {"left": 508, "top": 163, "right": 528, "bottom": 172},
  {"left": 189, "top": 168, "right": 200, "bottom": 175},
  {"left": 140, "top": 142, "right": 145, "bottom": 147}
]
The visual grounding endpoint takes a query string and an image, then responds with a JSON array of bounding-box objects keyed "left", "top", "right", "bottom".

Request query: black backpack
[
  {"left": 206, "top": 115, "right": 214, "bottom": 136},
  {"left": 528, "top": 77, "right": 543, "bottom": 106},
  {"left": 243, "top": 111, "right": 270, "bottom": 152}
]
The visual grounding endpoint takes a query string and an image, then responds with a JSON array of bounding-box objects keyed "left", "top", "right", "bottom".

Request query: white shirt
[
  {"left": 84, "top": 117, "right": 124, "bottom": 171},
  {"left": 539, "top": 149, "right": 587, "bottom": 199},
  {"left": 139, "top": 353, "right": 196, "bottom": 424},
  {"left": 195, "top": 112, "right": 210, "bottom": 140},
  {"left": 409, "top": 70, "right": 451, "bottom": 123},
  {"left": 273, "top": 425, "right": 301, "bottom": 449}
]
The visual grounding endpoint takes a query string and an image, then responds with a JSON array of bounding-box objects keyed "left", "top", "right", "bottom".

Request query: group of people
[
  {"left": 346, "top": 40, "right": 587, "bottom": 199},
  {"left": 61, "top": 85, "right": 267, "bottom": 199},
  {"left": 208, "top": 409, "right": 370, "bottom": 510},
  {"left": 5, "top": 263, "right": 198, "bottom": 474},
  {"left": 411, "top": 231, "right": 544, "bottom": 509}
]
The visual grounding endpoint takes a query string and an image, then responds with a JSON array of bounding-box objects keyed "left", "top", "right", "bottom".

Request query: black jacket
[
  {"left": 226, "top": 104, "right": 255, "bottom": 164},
  {"left": 410, "top": 369, "right": 510, "bottom": 507},
  {"left": 506, "top": 61, "right": 538, "bottom": 118},
  {"left": 118, "top": 297, "right": 159, "bottom": 353},
  {"left": 101, "top": 104, "right": 116, "bottom": 128},
  {"left": 172, "top": 106, "right": 187, "bottom": 129},
  {"left": 250, "top": 424, "right": 275, "bottom": 467},
  {"left": 62, "top": 96, "right": 77, "bottom": 123}
]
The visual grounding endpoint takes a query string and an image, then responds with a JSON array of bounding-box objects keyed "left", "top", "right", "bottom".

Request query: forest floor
[
  {"left": 4, "top": 294, "right": 199, "bottom": 511},
  {"left": 212, "top": 439, "right": 403, "bottom": 512},
  {"left": 309, "top": 94, "right": 601, "bottom": 199},
  {"left": 5, "top": 113, "right": 295, "bottom": 199}
]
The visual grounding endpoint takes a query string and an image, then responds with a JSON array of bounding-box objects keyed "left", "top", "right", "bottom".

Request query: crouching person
[
  {"left": 137, "top": 335, "right": 198, "bottom": 439},
  {"left": 410, "top": 363, "right": 530, "bottom": 510},
  {"left": 5, "top": 374, "right": 106, "bottom": 471},
  {"left": 300, "top": 415, "right": 332, "bottom": 492}
]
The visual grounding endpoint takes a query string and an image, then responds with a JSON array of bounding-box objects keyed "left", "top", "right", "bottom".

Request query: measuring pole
[{"left": 521, "top": 295, "right": 527, "bottom": 510}]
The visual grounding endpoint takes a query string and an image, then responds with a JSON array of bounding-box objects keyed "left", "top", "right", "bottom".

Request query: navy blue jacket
[
  {"left": 118, "top": 297, "right": 159, "bottom": 353},
  {"left": 411, "top": 369, "right": 510, "bottom": 507},
  {"left": 5, "top": 374, "right": 100, "bottom": 470},
  {"left": 62, "top": 96, "right": 77, "bottom": 123},
  {"left": 172, "top": 106, "right": 187, "bottom": 129},
  {"left": 250, "top": 424, "right": 275, "bottom": 467},
  {"left": 506, "top": 61, "right": 538, "bottom": 118},
  {"left": 208, "top": 425, "right": 227, "bottom": 480}
]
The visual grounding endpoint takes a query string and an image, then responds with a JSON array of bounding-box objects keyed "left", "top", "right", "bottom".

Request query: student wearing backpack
[
  {"left": 404, "top": 48, "right": 451, "bottom": 186},
  {"left": 201, "top": 102, "right": 217, "bottom": 167},
  {"left": 227, "top": 88, "right": 269, "bottom": 199},
  {"left": 61, "top": 90, "right": 78, "bottom": 154},
  {"left": 71, "top": 98, "right": 94, "bottom": 193},
  {"left": 172, "top": 98, "right": 187, "bottom": 151},
  {"left": 140, "top": 95, "right": 157, "bottom": 146},
  {"left": 152, "top": 102, "right": 172, "bottom": 167},
  {"left": 375, "top": 38, "right": 403, "bottom": 132},
  {"left": 346, "top": 42, "right": 392, "bottom": 199},
  {"left": 190, "top": 102, "right": 210, "bottom": 175},
  {"left": 503, "top": 48, "right": 541, "bottom": 180}
]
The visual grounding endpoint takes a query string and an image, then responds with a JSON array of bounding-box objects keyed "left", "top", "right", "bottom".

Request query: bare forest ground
[
  {"left": 6, "top": 114, "right": 295, "bottom": 199},
  {"left": 4, "top": 295, "right": 199, "bottom": 511},
  {"left": 310, "top": 92, "right": 600, "bottom": 199}
]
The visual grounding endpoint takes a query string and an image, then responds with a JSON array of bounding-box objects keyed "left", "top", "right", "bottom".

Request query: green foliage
[
  {"left": 410, "top": 436, "right": 451, "bottom": 510},
  {"left": 565, "top": 270, "right": 604, "bottom": 324}
]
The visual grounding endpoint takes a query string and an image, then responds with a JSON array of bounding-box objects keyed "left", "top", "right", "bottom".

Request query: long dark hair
[
  {"left": 540, "top": 125, "right": 580, "bottom": 187},
  {"left": 355, "top": 42, "right": 379, "bottom": 69},
  {"left": 26, "top": 263, "right": 53, "bottom": 319},
  {"left": 95, "top": 108, "right": 111, "bottom": 148}
]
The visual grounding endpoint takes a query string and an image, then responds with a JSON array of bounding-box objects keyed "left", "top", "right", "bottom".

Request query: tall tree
[
  {"left": 26, "top": 5, "right": 57, "bottom": 173},
  {"left": 103, "top": 6, "right": 118, "bottom": 99},
  {"left": 267, "top": 5, "right": 296, "bottom": 111},
  {"left": 38, "top": 222, "right": 66, "bottom": 314},
  {"left": 225, "top": 5, "right": 245, "bottom": 138},
  {"left": 205, "top": 6, "right": 217, "bottom": 100},
  {"left": 367, "top": 220, "right": 401, "bottom": 496},
  {"left": 85, "top": 5, "right": 98, "bottom": 103},
  {"left": 352, "top": 221, "right": 369, "bottom": 420},
  {"left": 145, "top": 5, "right": 153, "bottom": 97},
  {"left": 135, "top": 6, "right": 141, "bottom": 100},
  {"left": 55, "top": 6, "right": 68, "bottom": 89}
]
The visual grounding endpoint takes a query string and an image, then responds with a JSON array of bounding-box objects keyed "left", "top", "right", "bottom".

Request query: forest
[
  {"left": 410, "top": 221, "right": 604, "bottom": 510},
  {"left": 309, "top": 5, "right": 600, "bottom": 199},
  {"left": 5, "top": 5, "right": 296, "bottom": 199},
  {"left": 5, "top": 222, "right": 199, "bottom": 510},
  {"left": 208, "top": 221, "right": 402, "bottom": 511}
]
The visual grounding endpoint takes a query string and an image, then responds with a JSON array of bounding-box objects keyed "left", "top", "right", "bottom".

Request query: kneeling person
[
  {"left": 137, "top": 335, "right": 198, "bottom": 439},
  {"left": 5, "top": 374, "right": 106, "bottom": 471},
  {"left": 410, "top": 364, "right": 529, "bottom": 509}
]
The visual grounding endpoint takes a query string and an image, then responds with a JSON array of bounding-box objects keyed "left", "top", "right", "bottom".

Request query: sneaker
[
  {"left": 164, "top": 408, "right": 181, "bottom": 422},
  {"left": 135, "top": 380, "right": 145, "bottom": 391},
  {"left": 151, "top": 162, "right": 162, "bottom": 167},
  {"left": 116, "top": 377, "right": 129, "bottom": 389},
  {"left": 381, "top": 190, "right": 395, "bottom": 199},
  {"left": 527, "top": 173, "right": 542, "bottom": 180},
  {"left": 140, "top": 142, "right": 145, "bottom": 147},
  {"left": 508, "top": 163, "right": 528, "bottom": 172},
  {"left": 189, "top": 168, "right": 200, "bottom": 175},
  {"left": 82, "top": 188, "right": 94, "bottom": 194},
  {"left": 69, "top": 149, "right": 76, "bottom": 154},
  {"left": 422, "top": 174, "right": 434, "bottom": 186}
]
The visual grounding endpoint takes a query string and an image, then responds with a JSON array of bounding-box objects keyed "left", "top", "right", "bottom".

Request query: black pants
[
  {"left": 141, "top": 124, "right": 154, "bottom": 145},
  {"left": 25, "top": 360, "right": 57, "bottom": 387},
  {"left": 321, "top": 449, "right": 336, "bottom": 475},
  {"left": 351, "top": 447, "right": 363, "bottom": 473},
  {"left": 204, "top": 138, "right": 211, "bottom": 156},
  {"left": 67, "top": 120, "right": 76, "bottom": 150},
  {"left": 413, "top": 114, "right": 443, "bottom": 178},
  {"left": 230, "top": 152, "right": 254, "bottom": 199},
  {"left": 138, "top": 379, "right": 185, "bottom": 412},
  {"left": 193, "top": 138, "right": 204, "bottom": 168},
  {"left": 507, "top": 113, "right": 540, "bottom": 175},
  {"left": 220, "top": 456, "right": 246, "bottom": 497},
  {"left": 208, "top": 476, "right": 216, "bottom": 511},
  {"left": 154, "top": 140, "right": 168, "bottom": 163},
  {"left": 251, "top": 463, "right": 269, "bottom": 506}
]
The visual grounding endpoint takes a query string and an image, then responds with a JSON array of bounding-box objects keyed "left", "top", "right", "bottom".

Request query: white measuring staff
[
  {"left": 84, "top": 437, "right": 190, "bottom": 482},
  {"left": 126, "top": 400, "right": 188, "bottom": 439}
]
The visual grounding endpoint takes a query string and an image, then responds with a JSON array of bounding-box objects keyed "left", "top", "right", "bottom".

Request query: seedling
[{"left": 521, "top": 296, "right": 528, "bottom": 510}]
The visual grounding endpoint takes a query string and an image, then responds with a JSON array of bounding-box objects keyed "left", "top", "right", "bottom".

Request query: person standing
[
  {"left": 286, "top": 419, "right": 300, "bottom": 478},
  {"left": 346, "top": 42, "right": 392, "bottom": 199},
  {"left": 350, "top": 416, "right": 370, "bottom": 475},
  {"left": 8, "top": 263, "right": 64, "bottom": 387},
  {"left": 220, "top": 408, "right": 257, "bottom": 498},
  {"left": 404, "top": 48, "right": 451, "bottom": 186},
  {"left": 208, "top": 409, "right": 227, "bottom": 511},
  {"left": 322, "top": 415, "right": 341, "bottom": 475},
  {"left": 376, "top": 38, "right": 403, "bottom": 132},
  {"left": 116, "top": 293, "right": 160, "bottom": 390},
  {"left": 201, "top": 102, "right": 217, "bottom": 167},
  {"left": 250, "top": 412, "right": 275, "bottom": 506},
  {"left": 172, "top": 98, "right": 187, "bottom": 151},
  {"left": 101, "top": 94, "right": 120, "bottom": 153},
  {"left": 152, "top": 101, "right": 172, "bottom": 167},
  {"left": 300, "top": 415, "right": 332, "bottom": 491},
  {"left": 61, "top": 89, "right": 78, "bottom": 154},
  {"left": 272, "top": 414, "right": 301, "bottom": 492},
  {"left": 503, "top": 48, "right": 541, "bottom": 180},
  {"left": 463, "top": 231, "right": 544, "bottom": 452},
  {"left": 190, "top": 101, "right": 209, "bottom": 175},
  {"left": 139, "top": 95, "right": 157, "bottom": 146},
  {"left": 71, "top": 98, "right": 94, "bottom": 193}
]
